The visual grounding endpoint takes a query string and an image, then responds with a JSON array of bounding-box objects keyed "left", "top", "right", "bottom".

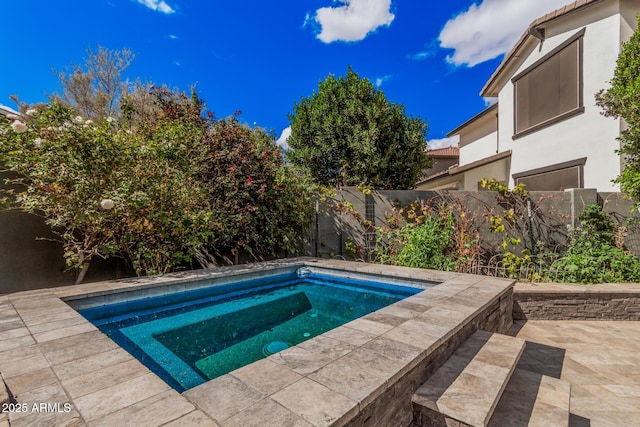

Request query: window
[
  {"left": 513, "top": 29, "right": 584, "bottom": 137},
  {"left": 513, "top": 158, "right": 586, "bottom": 191}
]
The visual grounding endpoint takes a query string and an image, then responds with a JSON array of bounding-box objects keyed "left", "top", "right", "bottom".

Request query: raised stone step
[
  {"left": 488, "top": 367, "right": 570, "bottom": 427},
  {"left": 412, "top": 330, "right": 525, "bottom": 427}
]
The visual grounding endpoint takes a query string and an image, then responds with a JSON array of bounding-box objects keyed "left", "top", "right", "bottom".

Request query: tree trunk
[{"left": 75, "top": 261, "right": 91, "bottom": 285}]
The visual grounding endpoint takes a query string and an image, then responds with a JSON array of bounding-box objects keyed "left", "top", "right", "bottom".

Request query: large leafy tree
[
  {"left": 287, "top": 67, "right": 432, "bottom": 189},
  {"left": 595, "top": 15, "right": 640, "bottom": 204}
]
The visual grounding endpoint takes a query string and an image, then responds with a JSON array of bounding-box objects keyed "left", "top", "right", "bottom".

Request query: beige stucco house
[
  {"left": 416, "top": 146, "right": 461, "bottom": 190},
  {"left": 429, "top": 0, "right": 638, "bottom": 191}
]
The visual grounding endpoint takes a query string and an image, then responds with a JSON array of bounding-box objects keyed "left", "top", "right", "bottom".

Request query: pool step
[
  {"left": 412, "top": 330, "right": 525, "bottom": 427},
  {"left": 488, "top": 367, "right": 571, "bottom": 426}
]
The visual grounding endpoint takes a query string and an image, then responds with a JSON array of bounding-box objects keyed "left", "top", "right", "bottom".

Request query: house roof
[
  {"left": 428, "top": 146, "right": 459, "bottom": 158},
  {"left": 416, "top": 150, "right": 511, "bottom": 187},
  {"left": 0, "top": 104, "right": 19, "bottom": 117},
  {"left": 415, "top": 168, "right": 452, "bottom": 186},
  {"left": 447, "top": 103, "right": 498, "bottom": 137},
  {"left": 481, "top": 0, "right": 604, "bottom": 97},
  {"left": 449, "top": 150, "right": 512, "bottom": 176}
]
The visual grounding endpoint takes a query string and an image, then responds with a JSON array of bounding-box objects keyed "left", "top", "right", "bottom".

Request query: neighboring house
[
  {"left": 434, "top": 0, "right": 638, "bottom": 191},
  {"left": 0, "top": 104, "right": 19, "bottom": 117},
  {"left": 416, "top": 146, "right": 460, "bottom": 190}
]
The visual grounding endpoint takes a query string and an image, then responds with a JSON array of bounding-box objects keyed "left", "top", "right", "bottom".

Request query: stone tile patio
[{"left": 514, "top": 320, "right": 640, "bottom": 426}]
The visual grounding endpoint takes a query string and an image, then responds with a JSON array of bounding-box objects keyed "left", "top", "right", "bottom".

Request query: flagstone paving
[{"left": 514, "top": 320, "right": 640, "bottom": 426}]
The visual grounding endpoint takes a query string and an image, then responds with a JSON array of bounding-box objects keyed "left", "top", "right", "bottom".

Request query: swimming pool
[{"left": 78, "top": 267, "right": 425, "bottom": 391}]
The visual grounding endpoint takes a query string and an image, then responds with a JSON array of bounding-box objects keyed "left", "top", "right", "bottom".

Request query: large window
[
  {"left": 513, "top": 158, "right": 586, "bottom": 191},
  {"left": 513, "top": 29, "right": 584, "bottom": 137}
]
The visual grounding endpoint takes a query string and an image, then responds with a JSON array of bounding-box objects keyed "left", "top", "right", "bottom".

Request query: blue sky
[{"left": 0, "top": 0, "right": 573, "bottom": 149}]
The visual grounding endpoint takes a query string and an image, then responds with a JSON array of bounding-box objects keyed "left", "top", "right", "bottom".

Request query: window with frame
[
  {"left": 512, "top": 158, "right": 586, "bottom": 191},
  {"left": 513, "top": 29, "right": 584, "bottom": 137}
]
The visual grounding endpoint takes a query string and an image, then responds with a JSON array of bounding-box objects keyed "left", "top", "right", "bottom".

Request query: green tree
[
  {"left": 287, "top": 67, "right": 432, "bottom": 189},
  {"left": 595, "top": 15, "right": 640, "bottom": 205}
]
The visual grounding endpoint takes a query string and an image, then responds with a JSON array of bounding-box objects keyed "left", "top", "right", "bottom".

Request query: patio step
[
  {"left": 488, "top": 367, "right": 571, "bottom": 426},
  {"left": 412, "top": 330, "right": 525, "bottom": 427}
]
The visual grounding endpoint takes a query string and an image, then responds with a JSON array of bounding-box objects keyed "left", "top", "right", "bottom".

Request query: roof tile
[{"left": 427, "top": 146, "right": 459, "bottom": 157}]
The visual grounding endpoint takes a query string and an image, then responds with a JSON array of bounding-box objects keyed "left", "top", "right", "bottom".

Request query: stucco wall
[
  {"left": 0, "top": 209, "right": 131, "bottom": 294},
  {"left": 620, "top": 0, "right": 637, "bottom": 40},
  {"left": 459, "top": 130, "right": 499, "bottom": 166},
  {"left": 502, "top": 2, "right": 623, "bottom": 191},
  {"left": 5, "top": 187, "right": 639, "bottom": 294},
  {"left": 458, "top": 157, "right": 510, "bottom": 191},
  {"left": 310, "top": 187, "right": 640, "bottom": 263}
]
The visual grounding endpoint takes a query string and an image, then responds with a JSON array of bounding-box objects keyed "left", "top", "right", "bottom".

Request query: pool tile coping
[{"left": 0, "top": 258, "right": 514, "bottom": 426}]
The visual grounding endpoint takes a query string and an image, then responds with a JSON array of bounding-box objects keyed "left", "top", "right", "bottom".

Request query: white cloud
[
  {"left": 407, "top": 39, "right": 439, "bottom": 62},
  {"left": 312, "top": 0, "right": 395, "bottom": 43},
  {"left": 407, "top": 51, "right": 433, "bottom": 61},
  {"left": 439, "top": 0, "right": 574, "bottom": 67},
  {"left": 276, "top": 127, "right": 291, "bottom": 150},
  {"left": 173, "top": 60, "right": 181, "bottom": 67},
  {"left": 427, "top": 135, "right": 459, "bottom": 150},
  {"left": 375, "top": 75, "right": 392, "bottom": 88},
  {"left": 136, "top": 0, "right": 175, "bottom": 14},
  {"left": 168, "top": 34, "right": 178, "bottom": 40}
]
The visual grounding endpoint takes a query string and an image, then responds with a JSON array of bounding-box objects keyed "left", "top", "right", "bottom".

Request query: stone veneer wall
[
  {"left": 513, "top": 283, "right": 640, "bottom": 320},
  {"left": 345, "top": 291, "right": 514, "bottom": 427}
]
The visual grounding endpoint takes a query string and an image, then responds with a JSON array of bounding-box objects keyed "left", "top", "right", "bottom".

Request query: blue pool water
[{"left": 79, "top": 268, "right": 422, "bottom": 391}]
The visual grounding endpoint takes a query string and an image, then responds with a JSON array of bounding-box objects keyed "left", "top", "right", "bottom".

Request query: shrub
[
  {"left": 200, "top": 116, "right": 312, "bottom": 263},
  {"left": 553, "top": 205, "right": 640, "bottom": 283},
  {"left": 372, "top": 202, "right": 476, "bottom": 271},
  {"left": 0, "top": 88, "right": 311, "bottom": 282},
  {"left": 0, "top": 100, "right": 213, "bottom": 281},
  {"left": 391, "top": 211, "right": 457, "bottom": 270}
]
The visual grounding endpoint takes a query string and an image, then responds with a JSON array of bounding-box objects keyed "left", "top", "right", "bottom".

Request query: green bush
[
  {"left": 553, "top": 205, "right": 640, "bottom": 283},
  {"left": 379, "top": 206, "right": 457, "bottom": 271},
  {"left": 0, "top": 88, "right": 311, "bottom": 282},
  {"left": 200, "top": 115, "right": 312, "bottom": 262}
]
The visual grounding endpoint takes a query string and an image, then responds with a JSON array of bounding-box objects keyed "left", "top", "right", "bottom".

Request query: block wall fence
[
  {"left": 1, "top": 187, "right": 638, "bottom": 294},
  {"left": 309, "top": 188, "right": 640, "bottom": 262}
]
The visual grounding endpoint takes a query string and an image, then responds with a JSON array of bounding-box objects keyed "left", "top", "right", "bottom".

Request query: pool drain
[{"left": 263, "top": 341, "right": 289, "bottom": 356}]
